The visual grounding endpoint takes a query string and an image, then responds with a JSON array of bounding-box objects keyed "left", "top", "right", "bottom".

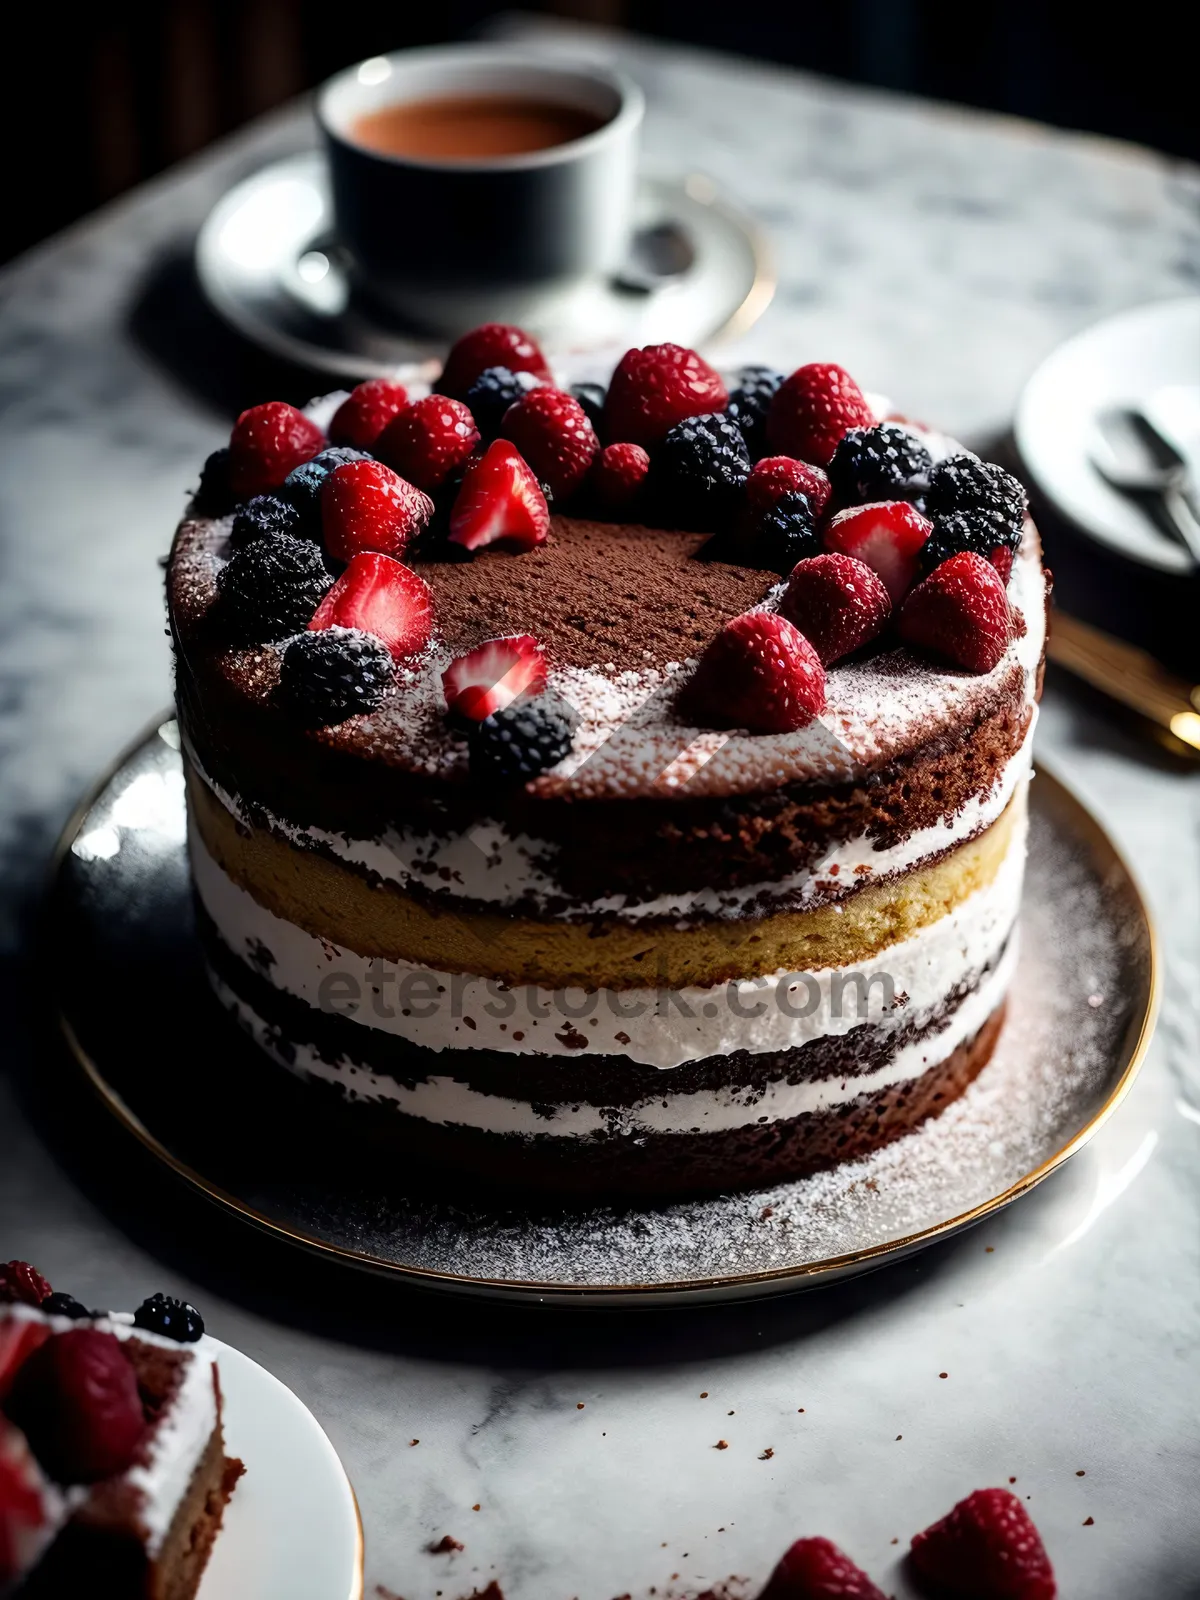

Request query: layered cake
[
  {"left": 0, "top": 1261, "right": 242, "bottom": 1597},
  {"left": 168, "top": 327, "right": 1047, "bottom": 1199}
]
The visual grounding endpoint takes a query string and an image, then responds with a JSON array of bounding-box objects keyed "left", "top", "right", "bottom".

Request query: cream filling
[{"left": 191, "top": 789, "right": 1026, "bottom": 1070}]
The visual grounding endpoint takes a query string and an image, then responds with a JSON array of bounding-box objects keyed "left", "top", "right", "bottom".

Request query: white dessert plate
[
  {"left": 45, "top": 719, "right": 1157, "bottom": 1308},
  {"left": 1014, "top": 296, "right": 1200, "bottom": 573},
  {"left": 195, "top": 151, "right": 773, "bottom": 379},
  {"left": 198, "top": 1337, "right": 363, "bottom": 1600}
]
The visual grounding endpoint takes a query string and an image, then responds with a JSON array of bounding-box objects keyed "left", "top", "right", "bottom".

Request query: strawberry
[
  {"left": 824, "top": 500, "right": 932, "bottom": 604},
  {"left": 781, "top": 553, "right": 891, "bottom": 664},
  {"left": 376, "top": 396, "right": 482, "bottom": 491},
  {"left": 0, "top": 1265, "right": 51, "bottom": 1310},
  {"left": 328, "top": 379, "right": 410, "bottom": 450},
  {"left": 500, "top": 387, "right": 598, "bottom": 501},
  {"left": 766, "top": 363, "right": 874, "bottom": 466},
  {"left": 679, "top": 612, "right": 826, "bottom": 734},
  {"left": 899, "top": 551, "right": 1012, "bottom": 673},
  {"left": 229, "top": 402, "right": 324, "bottom": 498},
  {"left": 0, "top": 1321, "right": 52, "bottom": 1404},
  {"left": 5, "top": 1330, "right": 146, "bottom": 1485},
  {"left": 309, "top": 552, "right": 434, "bottom": 659},
  {"left": 438, "top": 323, "right": 553, "bottom": 400},
  {"left": 1, "top": 1417, "right": 58, "bottom": 1584},
  {"left": 590, "top": 441, "right": 651, "bottom": 511},
  {"left": 758, "top": 1536, "right": 887, "bottom": 1599},
  {"left": 747, "top": 456, "right": 832, "bottom": 517},
  {"left": 321, "top": 459, "right": 433, "bottom": 564},
  {"left": 442, "top": 635, "right": 548, "bottom": 722},
  {"left": 603, "top": 344, "right": 729, "bottom": 448},
  {"left": 449, "top": 440, "right": 550, "bottom": 554},
  {"left": 910, "top": 1488, "right": 1056, "bottom": 1599}
]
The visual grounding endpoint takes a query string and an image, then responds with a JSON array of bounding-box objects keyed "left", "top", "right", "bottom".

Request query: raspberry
[
  {"left": 437, "top": 323, "right": 552, "bottom": 400},
  {"left": 590, "top": 442, "right": 651, "bottom": 513},
  {"left": 328, "top": 379, "right": 409, "bottom": 450},
  {"left": 739, "top": 489, "right": 821, "bottom": 574},
  {"left": 217, "top": 534, "right": 331, "bottom": 643},
  {"left": 569, "top": 381, "right": 606, "bottom": 435},
  {"left": 759, "top": 1536, "right": 887, "bottom": 1599},
  {"left": 780, "top": 554, "right": 892, "bottom": 665},
  {"left": 603, "top": 344, "right": 729, "bottom": 449},
  {"left": 746, "top": 457, "right": 832, "bottom": 518},
  {"left": 449, "top": 440, "right": 550, "bottom": 554},
  {"left": 0, "top": 1265, "right": 51, "bottom": 1309},
  {"left": 651, "top": 412, "right": 750, "bottom": 530},
  {"left": 131, "top": 1294, "right": 204, "bottom": 1344},
  {"left": 679, "top": 612, "right": 826, "bottom": 734},
  {"left": 310, "top": 552, "right": 434, "bottom": 660},
  {"left": 828, "top": 422, "right": 933, "bottom": 506},
  {"left": 725, "top": 364, "right": 784, "bottom": 456},
  {"left": 229, "top": 493, "right": 304, "bottom": 552},
  {"left": 229, "top": 402, "right": 324, "bottom": 498},
  {"left": 899, "top": 551, "right": 1012, "bottom": 673},
  {"left": 465, "top": 367, "right": 544, "bottom": 441},
  {"left": 823, "top": 500, "right": 932, "bottom": 604},
  {"left": 469, "top": 696, "right": 577, "bottom": 782},
  {"left": 5, "top": 1330, "right": 146, "bottom": 1485},
  {"left": 442, "top": 636, "right": 547, "bottom": 723},
  {"left": 501, "top": 387, "right": 599, "bottom": 502},
  {"left": 280, "top": 627, "right": 393, "bottom": 726},
  {"left": 910, "top": 1487, "right": 1056, "bottom": 1599},
  {"left": 766, "top": 363, "right": 874, "bottom": 466},
  {"left": 194, "top": 448, "right": 235, "bottom": 516},
  {"left": 919, "top": 510, "right": 1021, "bottom": 583},
  {"left": 925, "top": 454, "right": 1026, "bottom": 536},
  {"left": 321, "top": 459, "right": 433, "bottom": 564},
  {"left": 377, "top": 396, "right": 482, "bottom": 491}
]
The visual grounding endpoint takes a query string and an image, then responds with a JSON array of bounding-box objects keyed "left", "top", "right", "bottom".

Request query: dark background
[{"left": 4, "top": 0, "right": 1197, "bottom": 266}]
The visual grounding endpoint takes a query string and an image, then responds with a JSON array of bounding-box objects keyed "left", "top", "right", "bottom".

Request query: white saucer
[
  {"left": 199, "top": 1336, "right": 362, "bottom": 1600},
  {"left": 195, "top": 151, "right": 773, "bottom": 378},
  {"left": 1014, "top": 297, "right": 1200, "bottom": 574}
]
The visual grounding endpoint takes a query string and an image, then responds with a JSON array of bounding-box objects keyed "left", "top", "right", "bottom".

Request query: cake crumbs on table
[
  {"left": 714, "top": 1439, "right": 729, "bottom": 1449},
  {"left": 759, "top": 1447, "right": 774, "bottom": 1459},
  {"left": 1084, "top": 1516, "right": 1095, "bottom": 1525},
  {"left": 428, "top": 1535, "right": 464, "bottom": 1554}
]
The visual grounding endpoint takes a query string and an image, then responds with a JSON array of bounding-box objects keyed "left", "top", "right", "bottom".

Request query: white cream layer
[
  {"left": 191, "top": 789, "right": 1026, "bottom": 1070},
  {"left": 214, "top": 935, "right": 1016, "bottom": 1138}
]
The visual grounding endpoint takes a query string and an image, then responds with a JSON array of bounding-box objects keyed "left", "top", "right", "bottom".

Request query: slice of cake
[
  {"left": 168, "top": 331, "right": 1047, "bottom": 1199},
  {"left": 0, "top": 1263, "right": 242, "bottom": 1598}
]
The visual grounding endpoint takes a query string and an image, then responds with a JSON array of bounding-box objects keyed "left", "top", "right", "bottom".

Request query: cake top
[{"left": 169, "top": 326, "right": 1043, "bottom": 805}]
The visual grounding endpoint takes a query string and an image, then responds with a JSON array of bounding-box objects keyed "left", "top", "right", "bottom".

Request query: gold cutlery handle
[{"left": 1048, "top": 611, "right": 1200, "bottom": 750}]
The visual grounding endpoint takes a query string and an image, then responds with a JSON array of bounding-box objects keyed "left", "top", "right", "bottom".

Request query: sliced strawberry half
[
  {"left": 449, "top": 440, "right": 550, "bottom": 554},
  {"left": 679, "top": 612, "right": 826, "bottom": 734},
  {"left": 0, "top": 1321, "right": 52, "bottom": 1405},
  {"left": 823, "top": 500, "right": 932, "bottom": 604},
  {"left": 442, "top": 635, "right": 548, "bottom": 722},
  {"left": 321, "top": 459, "right": 433, "bottom": 564},
  {"left": 309, "top": 552, "right": 434, "bottom": 659}
]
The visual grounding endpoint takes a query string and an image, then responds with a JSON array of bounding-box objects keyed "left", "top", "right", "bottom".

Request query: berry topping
[
  {"left": 229, "top": 402, "right": 324, "bottom": 498},
  {"left": 280, "top": 627, "right": 394, "bottom": 725},
  {"left": 438, "top": 323, "right": 552, "bottom": 400},
  {"left": 328, "top": 379, "right": 410, "bottom": 450},
  {"left": 310, "top": 552, "right": 434, "bottom": 659},
  {"left": 899, "top": 551, "right": 1012, "bottom": 673},
  {"left": 448, "top": 440, "right": 550, "bottom": 554},
  {"left": 469, "top": 696, "right": 577, "bottom": 782},
  {"left": 131, "top": 1294, "right": 205, "bottom": 1344},
  {"left": 0, "top": 1322, "right": 51, "bottom": 1405},
  {"left": 443, "top": 636, "right": 548, "bottom": 722},
  {"left": 823, "top": 500, "right": 932, "bottom": 604},
  {"left": 679, "top": 612, "right": 826, "bottom": 734},
  {"left": 194, "top": 448, "right": 235, "bottom": 516},
  {"left": 39, "top": 1295, "right": 91, "bottom": 1322},
  {"left": 229, "top": 493, "right": 304, "bottom": 552},
  {"left": 5, "top": 1330, "right": 145, "bottom": 1484},
  {"left": 377, "top": 396, "right": 482, "bottom": 491},
  {"left": 746, "top": 457, "right": 832, "bottom": 518},
  {"left": 925, "top": 454, "right": 1027, "bottom": 536},
  {"left": 1, "top": 1416, "right": 57, "bottom": 1584},
  {"left": 725, "top": 365, "right": 784, "bottom": 456},
  {"left": 603, "top": 343, "right": 729, "bottom": 448},
  {"left": 828, "top": 421, "right": 933, "bottom": 506},
  {"left": 282, "top": 446, "right": 369, "bottom": 529},
  {"left": 500, "top": 387, "right": 599, "bottom": 502},
  {"left": 653, "top": 412, "right": 750, "bottom": 530},
  {"left": 766, "top": 363, "right": 875, "bottom": 466},
  {"left": 919, "top": 510, "right": 1021, "bottom": 583},
  {"left": 569, "top": 381, "right": 606, "bottom": 435},
  {"left": 910, "top": 1488, "right": 1056, "bottom": 1599},
  {"left": 590, "top": 441, "right": 651, "bottom": 513},
  {"left": 321, "top": 459, "right": 434, "bottom": 564},
  {"left": 0, "top": 1265, "right": 51, "bottom": 1310},
  {"left": 758, "top": 1536, "right": 887, "bottom": 1600},
  {"left": 780, "top": 553, "right": 892, "bottom": 665},
  {"left": 465, "top": 367, "right": 544, "bottom": 441},
  {"left": 739, "top": 489, "right": 822, "bottom": 574},
  {"left": 217, "top": 534, "right": 331, "bottom": 643}
]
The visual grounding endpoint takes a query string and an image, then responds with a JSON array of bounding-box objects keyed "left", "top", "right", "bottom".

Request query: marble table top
[{"left": 2, "top": 18, "right": 1198, "bottom": 1599}]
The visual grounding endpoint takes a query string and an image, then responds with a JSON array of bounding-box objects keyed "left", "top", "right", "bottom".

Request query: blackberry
[
  {"left": 743, "top": 489, "right": 821, "bottom": 574},
  {"left": 229, "top": 493, "right": 304, "bottom": 552},
  {"left": 919, "top": 509, "right": 1021, "bottom": 576},
  {"left": 465, "top": 366, "right": 542, "bottom": 440},
  {"left": 725, "top": 365, "right": 784, "bottom": 456},
  {"left": 40, "top": 1292, "right": 92, "bottom": 1320},
  {"left": 925, "top": 454, "right": 1025, "bottom": 535},
  {"left": 133, "top": 1293, "right": 204, "bottom": 1343},
  {"left": 569, "top": 382, "right": 607, "bottom": 436},
  {"left": 653, "top": 412, "right": 751, "bottom": 530},
  {"left": 828, "top": 422, "right": 932, "bottom": 507},
  {"left": 469, "top": 696, "right": 577, "bottom": 782},
  {"left": 279, "top": 627, "right": 393, "bottom": 725},
  {"left": 194, "top": 447, "right": 235, "bottom": 516},
  {"left": 217, "top": 534, "right": 331, "bottom": 643},
  {"left": 282, "top": 446, "right": 369, "bottom": 531}
]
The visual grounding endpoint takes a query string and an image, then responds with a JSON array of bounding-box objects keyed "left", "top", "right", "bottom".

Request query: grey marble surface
[{"left": 2, "top": 18, "right": 1199, "bottom": 1599}]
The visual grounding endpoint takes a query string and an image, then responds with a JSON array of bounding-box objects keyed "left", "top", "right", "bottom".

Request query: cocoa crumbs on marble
[
  {"left": 759, "top": 1447, "right": 774, "bottom": 1460},
  {"left": 714, "top": 1439, "right": 728, "bottom": 1450},
  {"left": 428, "top": 1535, "right": 464, "bottom": 1554},
  {"left": 1084, "top": 1517, "right": 1094, "bottom": 1526}
]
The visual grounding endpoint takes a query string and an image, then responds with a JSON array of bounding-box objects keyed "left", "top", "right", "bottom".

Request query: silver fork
[{"left": 1090, "top": 405, "right": 1200, "bottom": 565}]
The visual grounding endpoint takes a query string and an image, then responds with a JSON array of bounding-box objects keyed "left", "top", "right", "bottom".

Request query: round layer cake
[{"left": 168, "top": 336, "right": 1047, "bottom": 1199}]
